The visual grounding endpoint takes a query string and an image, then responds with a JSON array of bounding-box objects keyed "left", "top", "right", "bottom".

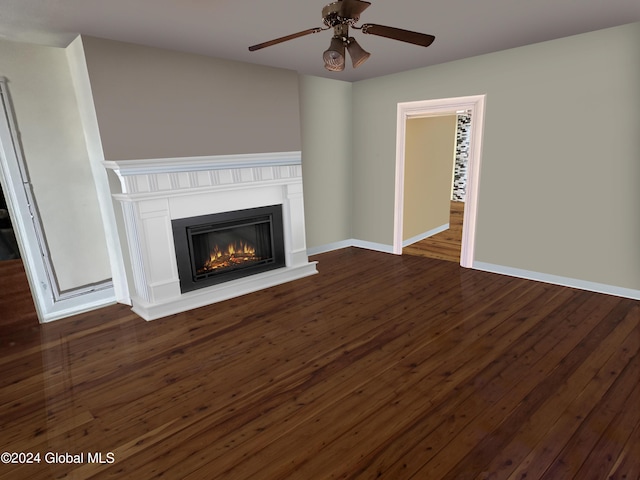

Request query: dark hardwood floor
[
  {"left": 0, "top": 249, "right": 638, "bottom": 479},
  {"left": 0, "top": 259, "right": 39, "bottom": 332},
  {"left": 403, "top": 200, "right": 464, "bottom": 263}
]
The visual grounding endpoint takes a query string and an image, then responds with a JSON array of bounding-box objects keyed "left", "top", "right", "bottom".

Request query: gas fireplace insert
[{"left": 172, "top": 204, "right": 286, "bottom": 293}]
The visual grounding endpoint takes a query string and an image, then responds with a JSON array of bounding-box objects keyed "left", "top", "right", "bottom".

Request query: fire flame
[{"left": 198, "top": 241, "right": 260, "bottom": 274}]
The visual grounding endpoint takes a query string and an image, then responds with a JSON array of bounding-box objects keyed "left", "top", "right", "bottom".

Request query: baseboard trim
[
  {"left": 305, "top": 245, "right": 640, "bottom": 300},
  {"left": 41, "top": 289, "right": 118, "bottom": 323},
  {"left": 473, "top": 261, "right": 640, "bottom": 301},
  {"left": 308, "top": 239, "right": 395, "bottom": 256},
  {"left": 307, "top": 240, "right": 353, "bottom": 256},
  {"left": 402, "top": 223, "right": 449, "bottom": 248}
]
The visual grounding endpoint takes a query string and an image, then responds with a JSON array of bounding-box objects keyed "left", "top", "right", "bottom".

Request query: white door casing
[
  {"left": 394, "top": 95, "right": 487, "bottom": 267},
  {"left": 0, "top": 78, "right": 115, "bottom": 322}
]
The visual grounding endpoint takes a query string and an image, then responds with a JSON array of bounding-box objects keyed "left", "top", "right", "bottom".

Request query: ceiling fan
[{"left": 248, "top": 0, "right": 435, "bottom": 72}]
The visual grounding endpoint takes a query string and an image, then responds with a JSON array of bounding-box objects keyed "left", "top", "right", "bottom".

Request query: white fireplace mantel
[{"left": 104, "top": 151, "right": 317, "bottom": 320}]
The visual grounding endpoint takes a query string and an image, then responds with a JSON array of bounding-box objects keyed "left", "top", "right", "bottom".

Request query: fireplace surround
[{"left": 104, "top": 152, "right": 317, "bottom": 320}]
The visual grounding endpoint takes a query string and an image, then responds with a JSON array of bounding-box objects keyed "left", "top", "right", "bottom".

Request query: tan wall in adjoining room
[
  {"left": 81, "top": 36, "right": 302, "bottom": 161},
  {"left": 403, "top": 115, "right": 457, "bottom": 241}
]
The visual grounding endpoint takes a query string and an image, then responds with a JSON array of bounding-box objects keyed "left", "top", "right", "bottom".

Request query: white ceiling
[{"left": 1, "top": 0, "right": 639, "bottom": 82}]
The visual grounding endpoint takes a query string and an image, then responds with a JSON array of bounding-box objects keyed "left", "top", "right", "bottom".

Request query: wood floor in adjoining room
[
  {"left": 0, "top": 259, "right": 39, "bottom": 329},
  {"left": 0, "top": 248, "right": 639, "bottom": 479},
  {"left": 403, "top": 200, "right": 465, "bottom": 263}
]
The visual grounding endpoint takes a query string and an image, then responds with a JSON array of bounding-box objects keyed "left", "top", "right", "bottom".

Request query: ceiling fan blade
[
  {"left": 361, "top": 24, "right": 435, "bottom": 47},
  {"left": 249, "top": 28, "right": 324, "bottom": 51},
  {"left": 340, "top": 0, "right": 371, "bottom": 19}
]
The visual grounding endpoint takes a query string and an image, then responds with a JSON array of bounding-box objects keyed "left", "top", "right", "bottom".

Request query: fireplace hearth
[{"left": 173, "top": 205, "right": 286, "bottom": 293}]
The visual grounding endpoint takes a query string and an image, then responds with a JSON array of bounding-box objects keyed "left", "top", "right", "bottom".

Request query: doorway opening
[
  {"left": 402, "top": 111, "right": 469, "bottom": 263},
  {"left": 393, "top": 95, "right": 486, "bottom": 267},
  {"left": 0, "top": 181, "right": 20, "bottom": 260}
]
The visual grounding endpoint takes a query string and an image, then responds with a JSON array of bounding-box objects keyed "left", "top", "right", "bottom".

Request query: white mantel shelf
[
  {"left": 104, "top": 151, "right": 304, "bottom": 197},
  {"left": 104, "top": 151, "right": 317, "bottom": 321}
]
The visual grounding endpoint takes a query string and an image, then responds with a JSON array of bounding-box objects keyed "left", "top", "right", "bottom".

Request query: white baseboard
[
  {"left": 351, "top": 239, "right": 395, "bottom": 254},
  {"left": 402, "top": 223, "right": 449, "bottom": 248},
  {"left": 306, "top": 243, "right": 640, "bottom": 301},
  {"left": 473, "top": 261, "right": 640, "bottom": 301},
  {"left": 308, "top": 239, "right": 395, "bottom": 256},
  {"left": 307, "top": 225, "right": 450, "bottom": 257},
  {"left": 41, "top": 288, "right": 117, "bottom": 323},
  {"left": 307, "top": 240, "right": 354, "bottom": 256}
]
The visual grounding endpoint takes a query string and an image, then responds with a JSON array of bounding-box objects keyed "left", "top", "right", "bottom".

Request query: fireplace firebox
[{"left": 172, "top": 205, "right": 286, "bottom": 293}]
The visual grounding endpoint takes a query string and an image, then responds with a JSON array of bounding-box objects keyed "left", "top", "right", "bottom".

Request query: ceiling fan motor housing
[{"left": 322, "top": 2, "right": 361, "bottom": 28}]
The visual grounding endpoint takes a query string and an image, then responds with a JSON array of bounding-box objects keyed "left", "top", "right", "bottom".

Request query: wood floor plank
[
  {"left": 102, "top": 258, "right": 506, "bottom": 478},
  {"left": 502, "top": 304, "right": 640, "bottom": 480},
  {"left": 457, "top": 301, "right": 639, "bottom": 480},
  {"left": 573, "top": 365, "right": 640, "bottom": 480},
  {"left": 605, "top": 421, "right": 640, "bottom": 480},
  {"left": 403, "top": 201, "right": 464, "bottom": 263},
  {"left": 538, "top": 346, "right": 640, "bottom": 479},
  {"left": 104, "top": 266, "right": 510, "bottom": 476},
  {"left": 353, "top": 293, "right": 600, "bottom": 479},
  {"left": 289, "top": 284, "right": 571, "bottom": 479},
  {"left": 474, "top": 304, "right": 640, "bottom": 480}
]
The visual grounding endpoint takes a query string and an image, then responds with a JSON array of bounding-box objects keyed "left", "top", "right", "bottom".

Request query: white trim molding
[
  {"left": 0, "top": 76, "right": 115, "bottom": 322},
  {"left": 105, "top": 152, "right": 305, "bottom": 197},
  {"left": 104, "top": 151, "right": 302, "bottom": 176},
  {"left": 474, "top": 262, "right": 640, "bottom": 301},
  {"left": 67, "top": 36, "right": 130, "bottom": 306},
  {"left": 394, "top": 95, "right": 486, "bottom": 268},
  {"left": 402, "top": 223, "right": 449, "bottom": 248},
  {"left": 307, "top": 239, "right": 394, "bottom": 256}
]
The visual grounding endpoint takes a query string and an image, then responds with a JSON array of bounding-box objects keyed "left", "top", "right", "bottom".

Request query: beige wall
[
  {"left": 81, "top": 36, "right": 302, "bottom": 160},
  {"left": 351, "top": 22, "right": 640, "bottom": 291},
  {"left": 403, "top": 115, "right": 456, "bottom": 241},
  {"left": 0, "top": 39, "right": 111, "bottom": 291},
  {"left": 299, "top": 75, "right": 353, "bottom": 249}
]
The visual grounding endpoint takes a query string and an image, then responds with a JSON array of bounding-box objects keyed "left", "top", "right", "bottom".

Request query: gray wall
[
  {"left": 350, "top": 22, "right": 640, "bottom": 291},
  {"left": 0, "top": 39, "right": 111, "bottom": 291},
  {"left": 299, "top": 75, "right": 352, "bottom": 249},
  {"left": 81, "top": 36, "right": 302, "bottom": 160}
]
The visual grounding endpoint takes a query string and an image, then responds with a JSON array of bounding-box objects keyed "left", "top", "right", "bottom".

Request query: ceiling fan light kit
[
  {"left": 323, "top": 36, "right": 346, "bottom": 71},
  {"left": 346, "top": 37, "right": 370, "bottom": 68},
  {"left": 248, "top": 0, "right": 435, "bottom": 72}
]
